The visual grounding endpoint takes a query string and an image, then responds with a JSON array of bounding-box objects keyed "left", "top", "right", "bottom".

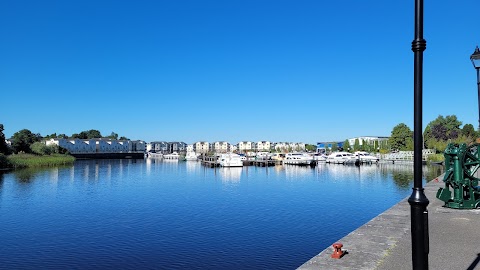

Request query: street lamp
[
  {"left": 408, "top": 0, "right": 429, "bottom": 269},
  {"left": 470, "top": 46, "right": 480, "bottom": 130}
]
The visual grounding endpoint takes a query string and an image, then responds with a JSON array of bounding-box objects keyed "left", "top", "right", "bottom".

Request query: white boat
[
  {"left": 255, "top": 152, "right": 271, "bottom": 160},
  {"left": 147, "top": 152, "right": 163, "bottom": 158},
  {"left": 326, "top": 152, "right": 356, "bottom": 164},
  {"left": 271, "top": 153, "right": 285, "bottom": 161},
  {"left": 283, "top": 152, "right": 314, "bottom": 165},
  {"left": 354, "top": 151, "right": 379, "bottom": 163},
  {"left": 218, "top": 153, "right": 244, "bottom": 167},
  {"left": 313, "top": 153, "right": 327, "bottom": 162},
  {"left": 164, "top": 152, "right": 180, "bottom": 160},
  {"left": 185, "top": 151, "right": 198, "bottom": 161}
]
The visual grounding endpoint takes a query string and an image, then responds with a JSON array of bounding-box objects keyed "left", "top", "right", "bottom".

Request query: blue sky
[{"left": 1, "top": 0, "right": 479, "bottom": 144}]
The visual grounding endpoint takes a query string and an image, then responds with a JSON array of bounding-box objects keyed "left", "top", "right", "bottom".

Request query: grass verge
[{"left": 6, "top": 153, "right": 75, "bottom": 168}]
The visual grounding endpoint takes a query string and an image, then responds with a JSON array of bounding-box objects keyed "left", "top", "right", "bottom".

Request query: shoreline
[{"left": 297, "top": 174, "right": 445, "bottom": 270}]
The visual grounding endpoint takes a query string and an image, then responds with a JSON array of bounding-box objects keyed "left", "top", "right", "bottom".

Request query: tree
[
  {"left": 331, "top": 142, "right": 338, "bottom": 152},
  {"left": 374, "top": 140, "right": 379, "bottom": 152},
  {"left": 0, "top": 124, "right": 9, "bottom": 154},
  {"left": 107, "top": 132, "right": 118, "bottom": 140},
  {"left": 462, "top": 124, "right": 476, "bottom": 139},
  {"left": 424, "top": 115, "right": 462, "bottom": 142},
  {"left": 354, "top": 139, "right": 360, "bottom": 151},
  {"left": 119, "top": 136, "right": 129, "bottom": 140},
  {"left": 343, "top": 140, "right": 351, "bottom": 152},
  {"left": 44, "top": 133, "right": 57, "bottom": 139},
  {"left": 71, "top": 129, "right": 102, "bottom": 139},
  {"left": 389, "top": 123, "right": 413, "bottom": 151},
  {"left": 31, "top": 142, "right": 52, "bottom": 155},
  {"left": 305, "top": 144, "right": 317, "bottom": 152},
  {"left": 11, "top": 129, "right": 40, "bottom": 153}
]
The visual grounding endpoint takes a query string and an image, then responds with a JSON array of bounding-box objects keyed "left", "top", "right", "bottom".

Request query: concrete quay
[{"left": 298, "top": 174, "right": 480, "bottom": 270}]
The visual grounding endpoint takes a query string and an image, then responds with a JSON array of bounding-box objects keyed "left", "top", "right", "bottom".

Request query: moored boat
[
  {"left": 147, "top": 152, "right": 163, "bottom": 158},
  {"left": 326, "top": 152, "right": 356, "bottom": 164},
  {"left": 218, "top": 153, "right": 244, "bottom": 167},
  {"left": 353, "top": 151, "right": 379, "bottom": 163},
  {"left": 164, "top": 152, "right": 180, "bottom": 160},
  {"left": 185, "top": 151, "right": 198, "bottom": 161},
  {"left": 283, "top": 152, "right": 315, "bottom": 165}
]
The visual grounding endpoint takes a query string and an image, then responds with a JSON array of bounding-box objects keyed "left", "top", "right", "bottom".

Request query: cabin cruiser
[
  {"left": 147, "top": 152, "right": 163, "bottom": 158},
  {"left": 313, "top": 153, "right": 327, "bottom": 162},
  {"left": 354, "top": 151, "right": 379, "bottom": 162},
  {"left": 283, "top": 153, "right": 314, "bottom": 165},
  {"left": 218, "top": 153, "right": 244, "bottom": 167},
  {"left": 326, "top": 152, "right": 356, "bottom": 164},
  {"left": 255, "top": 152, "right": 271, "bottom": 160},
  {"left": 271, "top": 153, "right": 285, "bottom": 161},
  {"left": 164, "top": 152, "right": 180, "bottom": 160},
  {"left": 185, "top": 151, "right": 198, "bottom": 161}
]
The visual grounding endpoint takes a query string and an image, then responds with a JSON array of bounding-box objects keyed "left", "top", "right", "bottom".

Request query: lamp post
[
  {"left": 471, "top": 46, "right": 480, "bottom": 130},
  {"left": 408, "top": 0, "right": 429, "bottom": 269}
]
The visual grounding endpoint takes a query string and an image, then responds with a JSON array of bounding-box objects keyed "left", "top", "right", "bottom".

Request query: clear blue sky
[{"left": 1, "top": 0, "right": 479, "bottom": 144}]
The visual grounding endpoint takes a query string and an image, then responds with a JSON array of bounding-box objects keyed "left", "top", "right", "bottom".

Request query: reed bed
[{"left": 7, "top": 153, "right": 75, "bottom": 168}]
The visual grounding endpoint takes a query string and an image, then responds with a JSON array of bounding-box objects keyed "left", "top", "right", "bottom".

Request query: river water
[{"left": 0, "top": 159, "right": 443, "bottom": 269}]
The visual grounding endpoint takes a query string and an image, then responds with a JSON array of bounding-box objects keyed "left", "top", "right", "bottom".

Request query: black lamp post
[
  {"left": 471, "top": 46, "right": 480, "bottom": 130},
  {"left": 408, "top": 0, "right": 429, "bottom": 269}
]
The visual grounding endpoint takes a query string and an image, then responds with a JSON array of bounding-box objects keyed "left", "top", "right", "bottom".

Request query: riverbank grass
[{"left": 7, "top": 153, "right": 75, "bottom": 168}]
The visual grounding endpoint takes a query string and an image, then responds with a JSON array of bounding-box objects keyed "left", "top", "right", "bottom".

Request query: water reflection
[
  {"left": 0, "top": 171, "right": 4, "bottom": 189},
  {"left": 13, "top": 167, "right": 49, "bottom": 183},
  {"left": 0, "top": 160, "right": 446, "bottom": 270},
  {"left": 218, "top": 167, "right": 242, "bottom": 183},
  {"left": 186, "top": 161, "right": 201, "bottom": 174}
]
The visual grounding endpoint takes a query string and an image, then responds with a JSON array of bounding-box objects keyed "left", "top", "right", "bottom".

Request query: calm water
[{"left": 0, "top": 159, "right": 443, "bottom": 269}]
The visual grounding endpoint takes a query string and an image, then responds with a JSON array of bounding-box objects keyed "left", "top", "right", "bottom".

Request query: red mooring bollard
[{"left": 331, "top": 242, "right": 345, "bottom": 259}]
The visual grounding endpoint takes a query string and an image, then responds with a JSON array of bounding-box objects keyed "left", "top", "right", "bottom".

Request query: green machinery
[{"left": 436, "top": 143, "right": 480, "bottom": 209}]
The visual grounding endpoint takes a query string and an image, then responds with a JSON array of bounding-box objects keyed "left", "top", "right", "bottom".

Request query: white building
[
  {"left": 237, "top": 141, "right": 254, "bottom": 152},
  {"left": 46, "top": 138, "right": 145, "bottom": 154},
  {"left": 212, "top": 141, "right": 230, "bottom": 153},
  {"left": 194, "top": 141, "right": 210, "bottom": 154},
  {"left": 273, "top": 142, "right": 305, "bottom": 152},
  {"left": 255, "top": 141, "right": 272, "bottom": 151}
]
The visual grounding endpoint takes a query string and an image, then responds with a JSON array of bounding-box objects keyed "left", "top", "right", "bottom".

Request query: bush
[
  {"left": 30, "top": 142, "right": 51, "bottom": 155},
  {"left": 427, "top": 153, "right": 444, "bottom": 162},
  {"left": 0, "top": 153, "right": 12, "bottom": 168}
]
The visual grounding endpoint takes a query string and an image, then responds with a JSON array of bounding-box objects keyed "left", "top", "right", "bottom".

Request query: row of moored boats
[{"left": 147, "top": 151, "right": 379, "bottom": 167}]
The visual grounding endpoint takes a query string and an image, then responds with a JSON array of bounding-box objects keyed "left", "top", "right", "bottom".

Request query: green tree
[
  {"left": 44, "top": 133, "right": 57, "bottom": 139},
  {"left": 354, "top": 139, "right": 360, "bottom": 151},
  {"left": 107, "top": 132, "right": 118, "bottom": 140},
  {"left": 119, "top": 136, "right": 129, "bottom": 140},
  {"left": 305, "top": 144, "right": 317, "bottom": 152},
  {"left": 389, "top": 123, "right": 413, "bottom": 151},
  {"left": 374, "top": 140, "right": 379, "bottom": 152},
  {"left": 462, "top": 124, "right": 476, "bottom": 139},
  {"left": 424, "top": 115, "right": 462, "bottom": 142},
  {"left": 30, "top": 142, "right": 52, "bottom": 155},
  {"left": 331, "top": 142, "right": 338, "bottom": 152},
  {"left": 0, "top": 124, "right": 9, "bottom": 154},
  {"left": 72, "top": 129, "right": 102, "bottom": 139},
  {"left": 343, "top": 140, "right": 351, "bottom": 152},
  {"left": 11, "top": 129, "right": 40, "bottom": 153},
  {"left": 86, "top": 129, "right": 102, "bottom": 139}
]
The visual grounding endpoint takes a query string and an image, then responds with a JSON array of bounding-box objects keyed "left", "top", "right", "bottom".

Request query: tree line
[
  {"left": 389, "top": 115, "right": 477, "bottom": 152},
  {"left": 0, "top": 126, "right": 130, "bottom": 155}
]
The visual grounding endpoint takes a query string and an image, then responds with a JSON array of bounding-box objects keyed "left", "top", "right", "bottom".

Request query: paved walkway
[{"left": 298, "top": 174, "right": 480, "bottom": 270}]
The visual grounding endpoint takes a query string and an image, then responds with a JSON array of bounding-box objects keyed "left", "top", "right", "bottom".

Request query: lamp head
[{"left": 471, "top": 46, "right": 480, "bottom": 69}]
